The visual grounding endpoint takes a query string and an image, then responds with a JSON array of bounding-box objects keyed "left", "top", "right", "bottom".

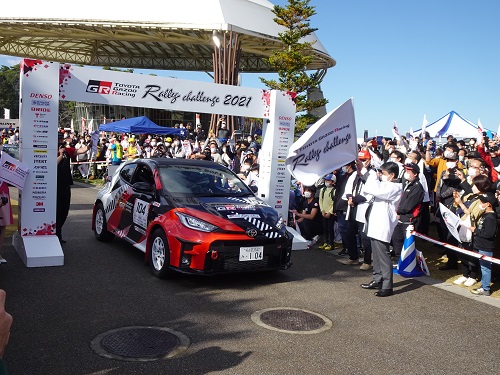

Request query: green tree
[
  {"left": 0, "top": 64, "right": 20, "bottom": 118},
  {"left": 260, "top": 0, "right": 327, "bottom": 134},
  {"left": 59, "top": 101, "right": 75, "bottom": 128}
]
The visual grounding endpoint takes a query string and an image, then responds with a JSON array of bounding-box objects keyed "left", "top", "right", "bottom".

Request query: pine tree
[{"left": 260, "top": 0, "right": 328, "bottom": 134}]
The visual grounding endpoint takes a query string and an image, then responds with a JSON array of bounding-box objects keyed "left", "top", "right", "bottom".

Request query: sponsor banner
[
  {"left": 0, "top": 119, "right": 19, "bottom": 129},
  {"left": 59, "top": 65, "right": 270, "bottom": 118},
  {"left": 258, "top": 91, "right": 296, "bottom": 225},
  {"left": 285, "top": 98, "right": 357, "bottom": 186},
  {"left": 0, "top": 152, "right": 30, "bottom": 189},
  {"left": 19, "top": 59, "right": 59, "bottom": 236}
]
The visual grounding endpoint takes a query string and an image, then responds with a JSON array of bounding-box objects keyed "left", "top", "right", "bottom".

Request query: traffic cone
[{"left": 397, "top": 227, "right": 424, "bottom": 277}]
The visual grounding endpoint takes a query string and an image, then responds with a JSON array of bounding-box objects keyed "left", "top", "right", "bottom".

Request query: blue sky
[{"left": 2, "top": 0, "right": 500, "bottom": 137}]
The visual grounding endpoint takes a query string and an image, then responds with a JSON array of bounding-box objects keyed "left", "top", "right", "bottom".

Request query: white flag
[
  {"left": 285, "top": 98, "right": 357, "bottom": 186},
  {"left": 3, "top": 109, "right": 10, "bottom": 119},
  {"left": 421, "top": 114, "right": 428, "bottom": 137},
  {"left": 477, "top": 118, "right": 484, "bottom": 144},
  {"left": 438, "top": 203, "right": 461, "bottom": 243},
  {"left": 0, "top": 151, "right": 30, "bottom": 190},
  {"left": 70, "top": 118, "right": 74, "bottom": 132},
  {"left": 392, "top": 121, "right": 401, "bottom": 141},
  {"left": 88, "top": 118, "right": 94, "bottom": 133},
  {"left": 91, "top": 130, "right": 100, "bottom": 157},
  {"left": 78, "top": 163, "right": 90, "bottom": 178}
]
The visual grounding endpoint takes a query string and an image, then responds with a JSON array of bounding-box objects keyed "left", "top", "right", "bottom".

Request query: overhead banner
[
  {"left": 285, "top": 98, "right": 357, "bottom": 186},
  {"left": 59, "top": 65, "right": 271, "bottom": 118}
]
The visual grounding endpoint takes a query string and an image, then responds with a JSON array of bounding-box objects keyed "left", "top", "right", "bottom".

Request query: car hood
[{"left": 173, "top": 195, "right": 280, "bottom": 227}]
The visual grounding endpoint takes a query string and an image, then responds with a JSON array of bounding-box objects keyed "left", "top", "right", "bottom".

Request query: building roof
[{"left": 0, "top": 0, "right": 335, "bottom": 72}]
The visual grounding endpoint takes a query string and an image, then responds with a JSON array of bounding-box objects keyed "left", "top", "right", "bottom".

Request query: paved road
[{"left": 1, "top": 183, "right": 499, "bottom": 375}]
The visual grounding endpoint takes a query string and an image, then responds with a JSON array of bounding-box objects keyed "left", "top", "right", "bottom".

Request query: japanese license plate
[{"left": 239, "top": 246, "right": 264, "bottom": 261}]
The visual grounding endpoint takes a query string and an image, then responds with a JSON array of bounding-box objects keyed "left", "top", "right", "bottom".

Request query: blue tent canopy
[{"left": 98, "top": 116, "right": 186, "bottom": 136}]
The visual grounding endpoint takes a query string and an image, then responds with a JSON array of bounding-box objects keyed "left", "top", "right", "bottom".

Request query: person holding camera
[
  {"left": 435, "top": 149, "right": 462, "bottom": 269},
  {"left": 216, "top": 118, "right": 230, "bottom": 143},
  {"left": 57, "top": 131, "right": 91, "bottom": 244}
]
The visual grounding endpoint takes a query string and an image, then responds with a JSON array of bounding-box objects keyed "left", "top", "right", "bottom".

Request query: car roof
[{"left": 127, "top": 157, "right": 228, "bottom": 171}]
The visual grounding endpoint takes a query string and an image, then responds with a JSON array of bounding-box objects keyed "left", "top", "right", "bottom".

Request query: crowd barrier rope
[{"left": 412, "top": 231, "right": 500, "bottom": 266}]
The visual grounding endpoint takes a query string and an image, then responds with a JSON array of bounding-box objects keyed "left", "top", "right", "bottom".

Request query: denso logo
[
  {"left": 86, "top": 80, "right": 112, "bottom": 94},
  {"left": 278, "top": 116, "right": 292, "bottom": 121},
  {"left": 30, "top": 93, "right": 53, "bottom": 99}
]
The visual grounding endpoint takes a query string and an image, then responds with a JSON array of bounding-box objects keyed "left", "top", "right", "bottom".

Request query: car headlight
[
  {"left": 275, "top": 215, "right": 284, "bottom": 230},
  {"left": 176, "top": 212, "right": 218, "bottom": 232}
]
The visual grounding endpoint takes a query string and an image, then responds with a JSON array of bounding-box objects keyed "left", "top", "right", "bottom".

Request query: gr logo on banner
[{"left": 86, "top": 80, "right": 112, "bottom": 94}]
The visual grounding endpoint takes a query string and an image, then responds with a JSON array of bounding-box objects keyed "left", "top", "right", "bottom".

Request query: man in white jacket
[{"left": 360, "top": 161, "right": 402, "bottom": 297}]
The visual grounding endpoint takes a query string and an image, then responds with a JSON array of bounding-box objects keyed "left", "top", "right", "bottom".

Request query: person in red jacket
[{"left": 476, "top": 138, "right": 498, "bottom": 183}]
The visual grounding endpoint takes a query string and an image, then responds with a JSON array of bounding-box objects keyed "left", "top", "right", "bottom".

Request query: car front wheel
[
  {"left": 149, "top": 229, "right": 173, "bottom": 279},
  {"left": 94, "top": 203, "right": 114, "bottom": 241}
]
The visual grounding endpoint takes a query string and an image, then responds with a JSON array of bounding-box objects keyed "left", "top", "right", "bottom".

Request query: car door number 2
[{"left": 133, "top": 199, "right": 150, "bottom": 228}]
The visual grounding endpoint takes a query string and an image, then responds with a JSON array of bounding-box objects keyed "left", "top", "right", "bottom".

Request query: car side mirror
[{"left": 133, "top": 181, "right": 155, "bottom": 193}]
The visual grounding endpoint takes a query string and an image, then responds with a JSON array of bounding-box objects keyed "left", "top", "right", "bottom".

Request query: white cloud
[{"left": 0, "top": 55, "right": 22, "bottom": 67}]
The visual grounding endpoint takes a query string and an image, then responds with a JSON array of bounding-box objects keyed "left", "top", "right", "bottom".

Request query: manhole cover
[
  {"left": 251, "top": 307, "right": 332, "bottom": 334},
  {"left": 91, "top": 326, "right": 190, "bottom": 361}
]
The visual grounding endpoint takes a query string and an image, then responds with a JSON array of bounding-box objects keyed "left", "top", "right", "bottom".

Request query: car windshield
[{"left": 158, "top": 164, "right": 254, "bottom": 197}]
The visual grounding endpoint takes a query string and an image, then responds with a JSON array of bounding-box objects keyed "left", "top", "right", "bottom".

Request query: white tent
[{"left": 413, "top": 111, "right": 479, "bottom": 138}]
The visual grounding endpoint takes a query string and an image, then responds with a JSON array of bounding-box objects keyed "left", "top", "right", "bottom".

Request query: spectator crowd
[
  {"left": 290, "top": 132, "right": 500, "bottom": 297},
  {"left": 57, "top": 121, "right": 262, "bottom": 193}
]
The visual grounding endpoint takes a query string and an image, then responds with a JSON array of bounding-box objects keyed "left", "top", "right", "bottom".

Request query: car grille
[{"left": 205, "top": 239, "right": 291, "bottom": 273}]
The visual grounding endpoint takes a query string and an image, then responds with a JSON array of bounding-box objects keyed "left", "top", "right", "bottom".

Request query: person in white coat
[{"left": 360, "top": 161, "right": 402, "bottom": 297}]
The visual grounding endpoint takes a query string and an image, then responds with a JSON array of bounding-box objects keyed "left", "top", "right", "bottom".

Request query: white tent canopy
[
  {"left": 0, "top": 0, "right": 334, "bottom": 72},
  {"left": 413, "top": 111, "right": 480, "bottom": 138}
]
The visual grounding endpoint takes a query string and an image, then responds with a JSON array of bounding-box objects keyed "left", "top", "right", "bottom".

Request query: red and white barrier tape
[{"left": 412, "top": 231, "right": 500, "bottom": 266}]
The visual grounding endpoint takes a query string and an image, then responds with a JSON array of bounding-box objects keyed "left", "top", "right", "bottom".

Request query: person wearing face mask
[
  {"left": 291, "top": 185, "right": 323, "bottom": 248},
  {"left": 476, "top": 138, "right": 499, "bottom": 183},
  {"left": 389, "top": 150, "right": 405, "bottom": 179},
  {"left": 391, "top": 163, "right": 424, "bottom": 263},
  {"left": 452, "top": 174, "right": 493, "bottom": 286},
  {"left": 318, "top": 174, "right": 336, "bottom": 251},
  {"left": 245, "top": 164, "right": 259, "bottom": 193},
  {"left": 360, "top": 161, "right": 402, "bottom": 297},
  {"left": 458, "top": 192, "right": 498, "bottom": 296},
  {"left": 238, "top": 158, "right": 254, "bottom": 179},
  {"left": 216, "top": 118, "right": 230, "bottom": 142},
  {"left": 406, "top": 151, "right": 431, "bottom": 235},
  {"left": 426, "top": 143, "right": 462, "bottom": 193},
  {"left": 338, "top": 150, "right": 373, "bottom": 267},
  {"left": 435, "top": 149, "right": 463, "bottom": 270},
  {"left": 209, "top": 142, "right": 223, "bottom": 164},
  {"left": 458, "top": 148, "right": 467, "bottom": 165},
  {"left": 334, "top": 161, "right": 356, "bottom": 255}
]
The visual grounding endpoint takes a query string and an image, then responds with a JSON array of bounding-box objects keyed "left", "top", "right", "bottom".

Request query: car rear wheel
[
  {"left": 149, "top": 229, "right": 173, "bottom": 279},
  {"left": 94, "top": 203, "right": 114, "bottom": 241}
]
